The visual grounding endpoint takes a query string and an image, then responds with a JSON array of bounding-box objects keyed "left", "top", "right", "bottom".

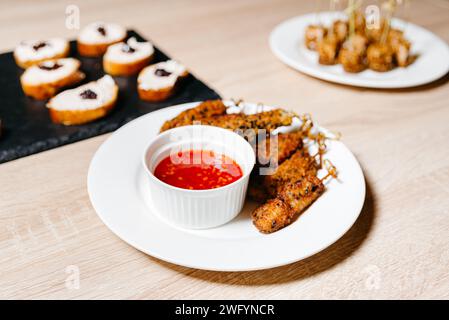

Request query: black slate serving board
[{"left": 0, "top": 30, "right": 220, "bottom": 164}]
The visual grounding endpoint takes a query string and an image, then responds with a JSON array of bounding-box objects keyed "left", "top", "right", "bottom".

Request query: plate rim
[
  {"left": 87, "top": 101, "right": 366, "bottom": 271},
  {"left": 269, "top": 12, "right": 449, "bottom": 89}
]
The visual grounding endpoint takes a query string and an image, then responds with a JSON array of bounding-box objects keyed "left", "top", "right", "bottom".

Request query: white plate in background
[{"left": 269, "top": 12, "right": 449, "bottom": 88}]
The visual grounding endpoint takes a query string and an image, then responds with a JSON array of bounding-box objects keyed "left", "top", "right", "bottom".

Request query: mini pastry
[
  {"left": 103, "top": 37, "right": 154, "bottom": 76},
  {"left": 46, "top": 75, "right": 118, "bottom": 125},
  {"left": 138, "top": 60, "right": 188, "bottom": 102},
  {"left": 77, "top": 22, "right": 126, "bottom": 57},
  {"left": 20, "top": 58, "right": 85, "bottom": 100},
  {"left": 304, "top": 25, "right": 327, "bottom": 51},
  {"left": 367, "top": 43, "right": 394, "bottom": 72},
  {"left": 317, "top": 34, "right": 340, "bottom": 65},
  {"left": 14, "top": 38, "right": 70, "bottom": 69}
]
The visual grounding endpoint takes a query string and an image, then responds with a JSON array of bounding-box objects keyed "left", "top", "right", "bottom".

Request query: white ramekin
[{"left": 142, "top": 125, "right": 255, "bottom": 229}]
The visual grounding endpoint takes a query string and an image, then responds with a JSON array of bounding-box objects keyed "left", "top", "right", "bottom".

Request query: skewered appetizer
[
  {"left": 258, "top": 149, "right": 318, "bottom": 199},
  {"left": 332, "top": 20, "right": 349, "bottom": 44},
  {"left": 20, "top": 58, "right": 85, "bottom": 100},
  {"left": 338, "top": 34, "right": 368, "bottom": 73},
  {"left": 388, "top": 29, "right": 411, "bottom": 67},
  {"left": 318, "top": 34, "right": 340, "bottom": 65},
  {"left": 46, "top": 75, "right": 118, "bottom": 125},
  {"left": 137, "top": 60, "right": 189, "bottom": 102},
  {"left": 304, "top": 1, "right": 414, "bottom": 73},
  {"left": 305, "top": 25, "right": 327, "bottom": 51},
  {"left": 367, "top": 42, "right": 394, "bottom": 72},
  {"left": 77, "top": 22, "right": 127, "bottom": 57},
  {"left": 14, "top": 38, "right": 70, "bottom": 69},
  {"left": 160, "top": 101, "right": 294, "bottom": 134},
  {"left": 159, "top": 100, "right": 339, "bottom": 234},
  {"left": 103, "top": 37, "right": 154, "bottom": 76}
]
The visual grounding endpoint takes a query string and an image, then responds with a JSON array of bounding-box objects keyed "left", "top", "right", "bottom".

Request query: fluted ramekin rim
[{"left": 142, "top": 125, "right": 255, "bottom": 194}]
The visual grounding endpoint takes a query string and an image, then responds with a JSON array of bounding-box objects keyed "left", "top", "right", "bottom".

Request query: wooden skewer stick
[
  {"left": 321, "top": 159, "right": 338, "bottom": 181},
  {"left": 345, "top": 0, "right": 362, "bottom": 38},
  {"left": 312, "top": 132, "right": 327, "bottom": 168},
  {"left": 381, "top": 0, "right": 397, "bottom": 44}
]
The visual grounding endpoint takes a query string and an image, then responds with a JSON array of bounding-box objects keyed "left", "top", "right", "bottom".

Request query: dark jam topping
[
  {"left": 32, "top": 42, "right": 48, "bottom": 51},
  {"left": 97, "top": 26, "right": 107, "bottom": 36},
  {"left": 39, "top": 62, "right": 63, "bottom": 71},
  {"left": 121, "top": 44, "right": 136, "bottom": 53},
  {"left": 79, "top": 89, "right": 97, "bottom": 100},
  {"left": 154, "top": 68, "right": 172, "bottom": 77}
]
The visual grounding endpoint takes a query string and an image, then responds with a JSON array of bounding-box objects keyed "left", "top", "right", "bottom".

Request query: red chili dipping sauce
[{"left": 154, "top": 150, "right": 243, "bottom": 190}]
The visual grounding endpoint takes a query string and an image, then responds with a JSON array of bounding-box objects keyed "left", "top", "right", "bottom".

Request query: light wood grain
[{"left": 1, "top": 0, "right": 448, "bottom": 299}]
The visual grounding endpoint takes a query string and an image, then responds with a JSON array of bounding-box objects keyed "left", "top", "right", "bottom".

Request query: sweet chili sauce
[{"left": 154, "top": 150, "right": 243, "bottom": 190}]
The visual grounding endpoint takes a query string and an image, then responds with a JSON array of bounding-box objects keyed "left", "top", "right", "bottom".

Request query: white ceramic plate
[
  {"left": 269, "top": 12, "right": 449, "bottom": 88},
  {"left": 88, "top": 101, "right": 366, "bottom": 271}
]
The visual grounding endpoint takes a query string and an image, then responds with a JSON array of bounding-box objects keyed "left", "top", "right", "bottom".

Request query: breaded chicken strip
[
  {"left": 278, "top": 175, "right": 325, "bottom": 214},
  {"left": 263, "top": 149, "right": 318, "bottom": 198},
  {"left": 257, "top": 131, "right": 304, "bottom": 166},
  {"left": 252, "top": 175, "right": 324, "bottom": 233},
  {"left": 248, "top": 148, "right": 317, "bottom": 202},
  {"left": 252, "top": 198, "right": 292, "bottom": 234},
  {"left": 202, "top": 109, "right": 294, "bottom": 133},
  {"left": 248, "top": 131, "right": 304, "bottom": 202},
  {"left": 160, "top": 100, "right": 227, "bottom": 132}
]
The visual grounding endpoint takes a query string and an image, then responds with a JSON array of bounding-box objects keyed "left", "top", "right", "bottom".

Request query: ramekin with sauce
[{"left": 142, "top": 125, "right": 255, "bottom": 229}]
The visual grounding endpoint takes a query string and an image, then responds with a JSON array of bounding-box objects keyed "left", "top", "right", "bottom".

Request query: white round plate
[
  {"left": 269, "top": 12, "right": 449, "bottom": 88},
  {"left": 88, "top": 101, "right": 366, "bottom": 271}
]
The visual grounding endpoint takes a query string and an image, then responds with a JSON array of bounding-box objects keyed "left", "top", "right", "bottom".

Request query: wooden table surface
[{"left": 1, "top": 0, "right": 448, "bottom": 299}]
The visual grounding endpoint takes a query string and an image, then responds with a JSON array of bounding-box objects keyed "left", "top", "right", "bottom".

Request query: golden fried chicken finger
[
  {"left": 263, "top": 149, "right": 317, "bottom": 198},
  {"left": 248, "top": 131, "right": 305, "bottom": 202},
  {"left": 278, "top": 175, "right": 324, "bottom": 214},
  {"left": 249, "top": 149, "right": 317, "bottom": 202},
  {"left": 160, "top": 99, "right": 227, "bottom": 132},
  {"left": 332, "top": 20, "right": 349, "bottom": 44},
  {"left": 248, "top": 148, "right": 317, "bottom": 202},
  {"left": 252, "top": 175, "right": 324, "bottom": 234},
  {"left": 252, "top": 198, "right": 293, "bottom": 234}
]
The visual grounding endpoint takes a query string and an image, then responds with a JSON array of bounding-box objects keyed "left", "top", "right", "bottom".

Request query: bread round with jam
[
  {"left": 46, "top": 75, "right": 118, "bottom": 125},
  {"left": 14, "top": 38, "right": 70, "bottom": 69},
  {"left": 103, "top": 37, "right": 154, "bottom": 76},
  {"left": 20, "top": 58, "right": 85, "bottom": 100},
  {"left": 137, "top": 60, "right": 189, "bottom": 102},
  {"left": 77, "top": 22, "right": 126, "bottom": 57}
]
